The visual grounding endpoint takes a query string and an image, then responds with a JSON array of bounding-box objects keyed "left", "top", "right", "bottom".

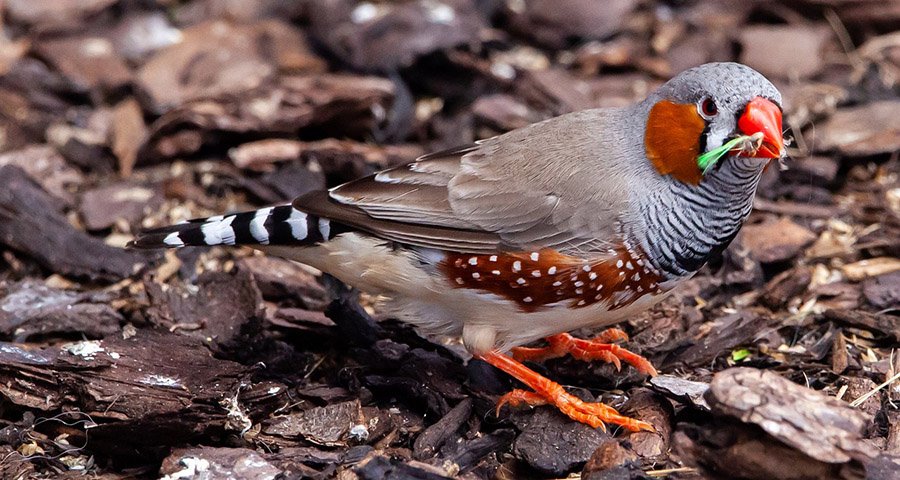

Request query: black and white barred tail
[{"left": 129, "top": 205, "right": 342, "bottom": 249}]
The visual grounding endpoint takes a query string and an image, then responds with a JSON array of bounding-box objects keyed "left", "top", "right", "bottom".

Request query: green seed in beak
[{"left": 696, "top": 134, "right": 760, "bottom": 174}]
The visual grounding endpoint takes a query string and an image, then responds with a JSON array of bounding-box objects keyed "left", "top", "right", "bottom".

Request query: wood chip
[
  {"left": 706, "top": 367, "right": 873, "bottom": 464},
  {"left": 739, "top": 218, "right": 817, "bottom": 264},
  {"left": 811, "top": 101, "right": 900, "bottom": 156}
]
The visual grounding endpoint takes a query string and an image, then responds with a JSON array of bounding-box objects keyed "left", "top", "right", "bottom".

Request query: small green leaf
[
  {"left": 697, "top": 136, "right": 750, "bottom": 173},
  {"left": 731, "top": 348, "right": 751, "bottom": 362}
]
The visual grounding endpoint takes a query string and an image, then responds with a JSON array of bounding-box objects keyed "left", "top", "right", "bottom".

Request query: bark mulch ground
[{"left": 0, "top": 1, "right": 897, "bottom": 478}]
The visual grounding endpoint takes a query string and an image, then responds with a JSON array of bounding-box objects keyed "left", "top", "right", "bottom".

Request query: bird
[{"left": 131, "top": 62, "right": 785, "bottom": 432}]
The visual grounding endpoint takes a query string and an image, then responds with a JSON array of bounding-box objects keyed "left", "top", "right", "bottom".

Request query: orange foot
[
  {"left": 479, "top": 351, "right": 654, "bottom": 432},
  {"left": 511, "top": 329, "right": 658, "bottom": 376}
]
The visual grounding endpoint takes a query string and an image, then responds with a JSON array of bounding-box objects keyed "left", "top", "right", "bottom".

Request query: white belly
[{"left": 260, "top": 233, "right": 672, "bottom": 354}]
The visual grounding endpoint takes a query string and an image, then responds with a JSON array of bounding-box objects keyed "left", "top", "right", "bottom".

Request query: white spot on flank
[
  {"left": 492, "top": 270, "right": 501, "bottom": 275},
  {"left": 575, "top": 288, "right": 583, "bottom": 294},
  {"left": 249, "top": 207, "right": 273, "bottom": 244},
  {"left": 516, "top": 278, "right": 527, "bottom": 285},
  {"left": 318, "top": 218, "right": 331, "bottom": 239},
  {"left": 636, "top": 259, "right": 644, "bottom": 266},
  {"left": 455, "top": 277, "right": 464, "bottom": 284},
  {"left": 574, "top": 281, "right": 584, "bottom": 287},
  {"left": 530, "top": 252, "right": 539, "bottom": 261},
  {"left": 626, "top": 261, "right": 634, "bottom": 270},
  {"left": 616, "top": 260, "right": 624, "bottom": 268},
  {"left": 468, "top": 257, "right": 478, "bottom": 265},
  {"left": 512, "top": 261, "right": 522, "bottom": 272},
  {"left": 596, "top": 284, "right": 603, "bottom": 290},
  {"left": 523, "top": 296, "right": 532, "bottom": 303},
  {"left": 489, "top": 255, "right": 498, "bottom": 262},
  {"left": 201, "top": 215, "right": 236, "bottom": 245},
  {"left": 531, "top": 270, "right": 541, "bottom": 277},
  {"left": 286, "top": 209, "right": 308, "bottom": 240},
  {"left": 589, "top": 272, "right": 598, "bottom": 280},
  {"left": 163, "top": 232, "right": 184, "bottom": 247},
  {"left": 633, "top": 273, "right": 641, "bottom": 281},
  {"left": 472, "top": 272, "right": 481, "bottom": 279},
  {"left": 582, "top": 265, "right": 591, "bottom": 272},
  {"left": 552, "top": 281, "right": 562, "bottom": 287},
  {"left": 637, "top": 286, "right": 643, "bottom": 292},
  {"left": 577, "top": 300, "right": 586, "bottom": 306},
  {"left": 548, "top": 266, "right": 557, "bottom": 274}
]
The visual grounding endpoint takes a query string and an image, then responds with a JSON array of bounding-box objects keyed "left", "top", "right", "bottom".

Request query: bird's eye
[{"left": 699, "top": 97, "right": 718, "bottom": 118}]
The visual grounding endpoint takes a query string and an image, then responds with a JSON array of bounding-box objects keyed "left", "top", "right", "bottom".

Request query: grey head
[
  {"left": 651, "top": 62, "right": 783, "bottom": 159},
  {"left": 626, "top": 62, "right": 786, "bottom": 279}
]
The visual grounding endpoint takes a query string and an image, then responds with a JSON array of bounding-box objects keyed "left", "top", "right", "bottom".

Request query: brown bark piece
[
  {"left": 0, "top": 165, "right": 151, "bottom": 282},
  {"left": 738, "top": 218, "right": 816, "bottom": 264},
  {"left": 706, "top": 367, "right": 872, "bottom": 464},
  {"left": 140, "top": 74, "right": 395, "bottom": 164},
  {"left": 413, "top": 398, "right": 473, "bottom": 460},
  {"left": 506, "top": 0, "right": 638, "bottom": 49},
  {"left": 262, "top": 400, "right": 363, "bottom": 447},
  {"left": 822, "top": 309, "right": 900, "bottom": 343},
  {"left": 143, "top": 269, "right": 264, "bottom": 353},
  {"left": 862, "top": 271, "right": 900, "bottom": 310},
  {"left": 760, "top": 266, "right": 812, "bottom": 310},
  {"left": 512, "top": 407, "right": 610, "bottom": 476},
  {"left": 111, "top": 98, "right": 147, "bottom": 177},
  {"left": 0, "top": 144, "right": 82, "bottom": 206},
  {"left": 674, "top": 422, "right": 866, "bottom": 480},
  {"left": 310, "top": 0, "right": 487, "bottom": 71},
  {"left": 650, "top": 375, "right": 711, "bottom": 411},
  {"left": 159, "top": 446, "right": 282, "bottom": 479},
  {"left": 0, "top": 281, "right": 122, "bottom": 341},
  {"left": 739, "top": 25, "right": 832, "bottom": 79},
  {"left": 811, "top": 101, "right": 900, "bottom": 157},
  {"left": 619, "top": 388, "right": 673, "bottom": 460},
  {"left": 35, "top": 36, "right": 132, "bottom": 94},
  {"left": 0, "top": 331, "right": 250, "bottom": 455},
  {"left": 79, "top": 181, "right": 163, "bottom": 231}
]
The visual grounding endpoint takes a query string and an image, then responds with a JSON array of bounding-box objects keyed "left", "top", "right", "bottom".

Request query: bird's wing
[{"left": 297, "top": 109, "right": 631, "bottom": 255}]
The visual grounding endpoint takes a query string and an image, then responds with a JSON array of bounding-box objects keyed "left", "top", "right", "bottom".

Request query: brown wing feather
[
  {"left": 291, "top": 191, "right": 503, "bottom": 253},
  {"left": 307, "top": 107, "right": 633, "bottom": 256}
]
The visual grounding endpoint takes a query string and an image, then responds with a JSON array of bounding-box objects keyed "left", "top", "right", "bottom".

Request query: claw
[
  {"left": 480, "top": 351, "right": 655, "bottom": 432},
  {"left": 512, "top": 331, "right": 657, "bottom": 377},
  {"left": 495, "top": 389, "right": 547, "bottom": 416}
]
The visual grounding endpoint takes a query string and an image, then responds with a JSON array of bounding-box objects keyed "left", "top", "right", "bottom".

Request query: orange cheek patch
[
  {"left": 645, "top": 100, "right": 706, "bottom": 185},
  {"left": 440, "top": 246, "right": 665, "bottom": 313}
]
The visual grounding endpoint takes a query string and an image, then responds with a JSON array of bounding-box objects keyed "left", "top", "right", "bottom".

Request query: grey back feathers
[{"left": 330, "top": 108, "right": 637, "bottom": 255}]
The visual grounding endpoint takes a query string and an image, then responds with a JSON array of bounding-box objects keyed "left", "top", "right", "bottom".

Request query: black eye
[{"left": 699, "top": 97, "right": 718, "bottom": 118}]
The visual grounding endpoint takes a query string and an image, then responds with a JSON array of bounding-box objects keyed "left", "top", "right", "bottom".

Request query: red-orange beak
[{"left": 737, "top": 97, "right": 784, "bottom": 159}]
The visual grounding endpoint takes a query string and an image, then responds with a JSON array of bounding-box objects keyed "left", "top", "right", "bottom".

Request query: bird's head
[{"left": 643, "top": 62, "right": 784, "bottom": 185}]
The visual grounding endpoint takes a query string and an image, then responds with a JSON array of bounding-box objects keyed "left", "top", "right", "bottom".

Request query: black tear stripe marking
[{"left": 129, "top": 205, "right": 352, "bottom": 249}]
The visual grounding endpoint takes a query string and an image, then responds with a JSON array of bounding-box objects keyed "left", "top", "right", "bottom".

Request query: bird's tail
[{"left": 129, "top": 205, "right": 340, "bottom": 249}]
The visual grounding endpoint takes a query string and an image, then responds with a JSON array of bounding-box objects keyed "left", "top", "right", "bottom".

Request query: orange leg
[
  {"left": 511, "top": 330, "right": 658, "bottom": 376},
  {"left": 480, "top": 351, "right": 654, "bottom": 432}
]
